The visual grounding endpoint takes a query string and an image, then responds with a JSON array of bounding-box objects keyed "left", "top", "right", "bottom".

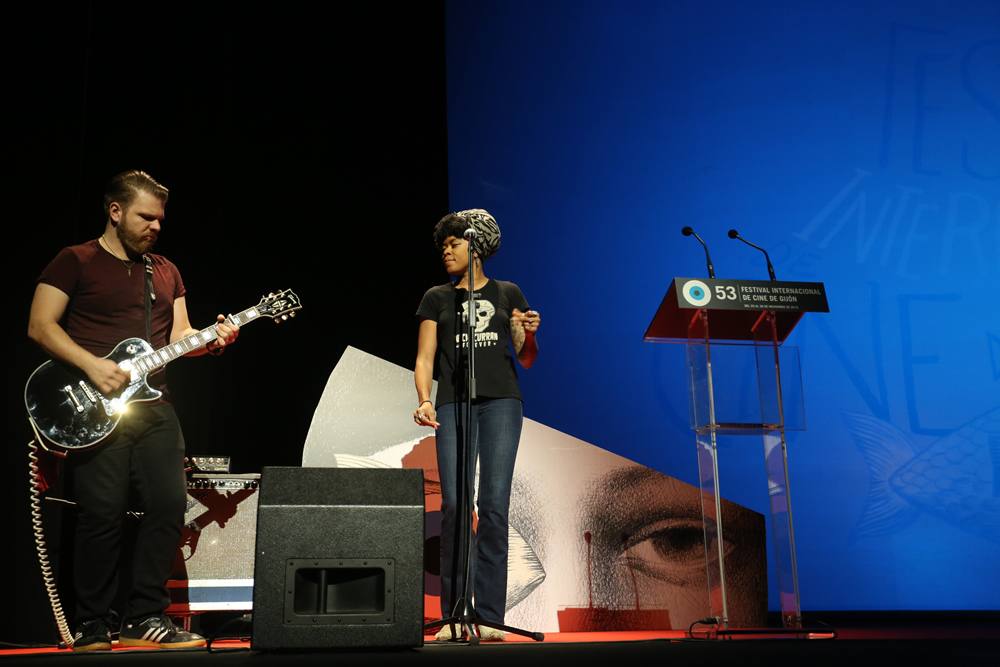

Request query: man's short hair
[{"left": 103, "top": 170, "right": 169, "bottom": 217}]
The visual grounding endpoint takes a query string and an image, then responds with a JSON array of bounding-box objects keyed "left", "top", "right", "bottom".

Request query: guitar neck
[{"left": 136, "top": 306, "right": 264, "bottom": 374}]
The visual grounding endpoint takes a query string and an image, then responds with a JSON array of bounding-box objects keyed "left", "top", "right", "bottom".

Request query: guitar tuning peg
[
  {"left": 281, "top": 314, "right": 288, "bottom": 321},
  {"left": 289, "top": 312, "right": 296, "bottom": 318}
]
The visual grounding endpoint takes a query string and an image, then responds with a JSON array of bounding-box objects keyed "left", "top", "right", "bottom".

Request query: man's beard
[{"left": 116, "top": 224, "right": 155, "bottom": 258}]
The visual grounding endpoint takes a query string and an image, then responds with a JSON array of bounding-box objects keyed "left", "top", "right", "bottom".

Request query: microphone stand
[
  {"left": 424, "top": 234, "right": 544, "bottom": 644},
  {"left": 682, "top": 226, "right": 716, "bottom": 278},
  {"left": 728, "top": 229, "right": 777, "bottom": 281}
]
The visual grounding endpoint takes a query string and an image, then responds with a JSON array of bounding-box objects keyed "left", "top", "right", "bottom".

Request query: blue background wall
[{"left": 445, "top": 0, "right": 999, "bottom": 610}]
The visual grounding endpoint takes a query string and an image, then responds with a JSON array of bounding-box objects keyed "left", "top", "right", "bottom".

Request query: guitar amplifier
[
  {"left": 167, "top": 473, "right": 260, "bottom": 613},
  {"left": 187, "top": 456, "right": 232, "bottom": 473}
]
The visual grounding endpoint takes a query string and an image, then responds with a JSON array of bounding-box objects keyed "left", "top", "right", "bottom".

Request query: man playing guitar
[{"left": 27, "top": 170, "right": 238, "bottom": 651}]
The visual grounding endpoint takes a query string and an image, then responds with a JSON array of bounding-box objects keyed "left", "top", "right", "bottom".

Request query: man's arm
[
  {"left": 27, "top": 283, "right": 129, "bottom": 394},
  {"left": 171, "top": 296, "right": 239, "bottom": 356}
]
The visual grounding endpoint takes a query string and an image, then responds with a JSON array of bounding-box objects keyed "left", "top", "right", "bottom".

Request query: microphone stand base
[{"left": 424, "top": 614, "right": 545, "bottom": 643}]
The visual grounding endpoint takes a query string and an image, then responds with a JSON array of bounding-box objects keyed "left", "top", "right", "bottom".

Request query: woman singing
[{"left": 413, "top": 209, "right": 540, "bottom": 641}]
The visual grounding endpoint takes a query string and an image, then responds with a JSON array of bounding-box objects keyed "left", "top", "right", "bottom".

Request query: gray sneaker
[
  {"left": 72, "top": 618, "right": 112, "bottom": 652},
  {"left": 119, "top": 615, "right": 206, "bottom": 649}
]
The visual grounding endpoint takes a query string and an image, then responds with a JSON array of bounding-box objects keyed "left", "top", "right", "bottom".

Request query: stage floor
[{"left": 4, "top": 624, "right": 1000, "bottom": 666}]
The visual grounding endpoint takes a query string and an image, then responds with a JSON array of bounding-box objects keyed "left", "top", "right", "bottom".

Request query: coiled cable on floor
[
  {"left": 27, "top": 430, "right": 74, "bottom": 648},
  {"left": 686, "top": 616, "right": 719, "bottom": 640}
]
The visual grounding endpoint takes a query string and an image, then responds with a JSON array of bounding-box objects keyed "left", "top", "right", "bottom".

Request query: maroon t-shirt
[{"left": 38, "top": 239, "right": 186, "bottom": 392}]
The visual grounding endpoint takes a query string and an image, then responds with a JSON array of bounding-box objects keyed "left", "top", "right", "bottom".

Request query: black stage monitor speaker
[{"left": 251, "top": 467, "right": 425, "bottom": 650}]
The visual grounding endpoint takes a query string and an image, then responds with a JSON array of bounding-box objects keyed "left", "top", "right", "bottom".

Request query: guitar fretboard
[{"left": 132, "top": 307, "right": 263, "bottom": 375}]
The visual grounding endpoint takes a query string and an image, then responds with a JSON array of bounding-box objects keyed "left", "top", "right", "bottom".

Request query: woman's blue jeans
[{"left": 436, "top": 398, "right": 522, "bottom": 623}]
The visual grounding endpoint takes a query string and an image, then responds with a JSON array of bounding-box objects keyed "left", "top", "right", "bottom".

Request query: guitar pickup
[
  {"left": 62, "top": 385, "right": 85, "bottom": 413},
  {"left": 79, "top": 380, "right": 100, "bottom": 403}
]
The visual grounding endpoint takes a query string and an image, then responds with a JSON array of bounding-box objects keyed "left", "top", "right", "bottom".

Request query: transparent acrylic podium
[{"left": 645, "top": 277, "right": 829, "bottom": 631}]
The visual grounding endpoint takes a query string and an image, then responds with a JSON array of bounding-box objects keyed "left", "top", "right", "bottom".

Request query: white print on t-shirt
[
  {"left": 457, "top": 299, "right": 499, "bottom": 348},
  {"left": 456, "top": 331, "right": 500, "bottom": 348},
  {"left": 461, "top": 299, "right": 495, "bottom": 333}
]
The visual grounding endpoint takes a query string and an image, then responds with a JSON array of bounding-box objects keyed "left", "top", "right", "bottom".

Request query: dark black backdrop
[{"left": 8, "top": 2, "right": 448, "bottom": 644}]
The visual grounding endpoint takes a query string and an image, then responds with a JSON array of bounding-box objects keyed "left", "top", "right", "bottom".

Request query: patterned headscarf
[{"left": 457, "top": 208, "right": 501, "bottom": 259}]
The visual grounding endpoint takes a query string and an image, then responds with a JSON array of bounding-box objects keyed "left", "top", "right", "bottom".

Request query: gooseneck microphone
[
  {"left": 728, "top": 229, "right": 777, "bottom": 281},
  {"left": 681, "top": 226, "right": 716, "bottom": 278}
]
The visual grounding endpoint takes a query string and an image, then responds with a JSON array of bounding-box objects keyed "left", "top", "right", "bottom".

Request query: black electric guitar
[{"left": 25, "top": 289, "right": 302, "bottom": 453}]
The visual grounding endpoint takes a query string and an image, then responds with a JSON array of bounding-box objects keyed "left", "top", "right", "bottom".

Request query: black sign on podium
[{"left": 645, "top": 278, "right": 829, "bottom": 343}]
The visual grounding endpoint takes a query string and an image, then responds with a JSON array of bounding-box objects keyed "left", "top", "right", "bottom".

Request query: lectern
[{"left": 645, "top": 277, "right": 829, "bottom": 630}]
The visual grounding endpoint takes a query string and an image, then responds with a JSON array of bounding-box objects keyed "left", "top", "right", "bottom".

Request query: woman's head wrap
[{"left": 456, "top": 208, "right": 501, "bottom": 259}]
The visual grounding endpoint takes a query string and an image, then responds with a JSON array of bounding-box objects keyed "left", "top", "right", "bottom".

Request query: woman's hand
[
  {"left": 511, "top": 309, "right": 540, "bottom": 367},
  {"left": 512, "top": 308, "right": 540, "bottom": 334},
  {"left": 413, "top": 401, "right": 440, "bottom": 429}
]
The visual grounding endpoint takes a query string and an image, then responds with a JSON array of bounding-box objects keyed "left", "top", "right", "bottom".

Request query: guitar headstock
[{"left": 256, "top": 289, "right": 302, "bottom": 323}]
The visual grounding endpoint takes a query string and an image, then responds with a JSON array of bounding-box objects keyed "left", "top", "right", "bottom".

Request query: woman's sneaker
[
  {"left": 433, "top": 623, "right": 505, "bottom": 642},
  {"left": 119, "top": 615, "right": 206, "bottom": 649},
  {"left": 71, "top": 619, "right": 112, "bottom": 651},
  {"left": 477, "top": 625, "right": 506, "bottom": 642}
]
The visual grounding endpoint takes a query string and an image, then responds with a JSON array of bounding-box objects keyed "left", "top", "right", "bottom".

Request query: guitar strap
[{"left": 143, "top": 255, "right": 155, "bottom": 342}]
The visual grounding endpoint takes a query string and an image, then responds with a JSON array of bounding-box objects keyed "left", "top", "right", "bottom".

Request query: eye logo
[{"left": 681, "top": 280, "right": 711, "bottom": 307}]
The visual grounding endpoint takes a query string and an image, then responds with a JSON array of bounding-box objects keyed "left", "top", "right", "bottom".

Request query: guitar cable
[{"left": 27, "top": 422, "right": 74, "bottom": 648}]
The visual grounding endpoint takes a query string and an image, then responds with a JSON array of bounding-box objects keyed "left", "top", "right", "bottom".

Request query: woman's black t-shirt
[{"left": 416, "top": 279, "right": 530, "bottom": 407}]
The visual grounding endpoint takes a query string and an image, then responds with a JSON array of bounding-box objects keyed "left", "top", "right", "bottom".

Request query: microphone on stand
[
  {"left": 728, "top": 229, "right": 777, "bottom": 281},
  {"left": 461, "top": 225, "right": 479, "bottom": 398},
  {"left": 463, "top": 226, "right": 478, "bottom": 255},
  {"left": 681, "top": 226, "right": 716, "bottom": 278}
]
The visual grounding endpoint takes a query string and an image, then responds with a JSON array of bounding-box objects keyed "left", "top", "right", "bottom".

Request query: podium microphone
[
  {"left": 681, "top": 226, "right": 716, "bottom": 278},
  {"left": 728, "top": 229, "right": 777, "bottom": 281}
]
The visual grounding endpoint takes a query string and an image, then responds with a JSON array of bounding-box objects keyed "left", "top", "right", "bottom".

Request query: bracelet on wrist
[{"left": 419, "top": 400, "right": 432, "bottom": 407}]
